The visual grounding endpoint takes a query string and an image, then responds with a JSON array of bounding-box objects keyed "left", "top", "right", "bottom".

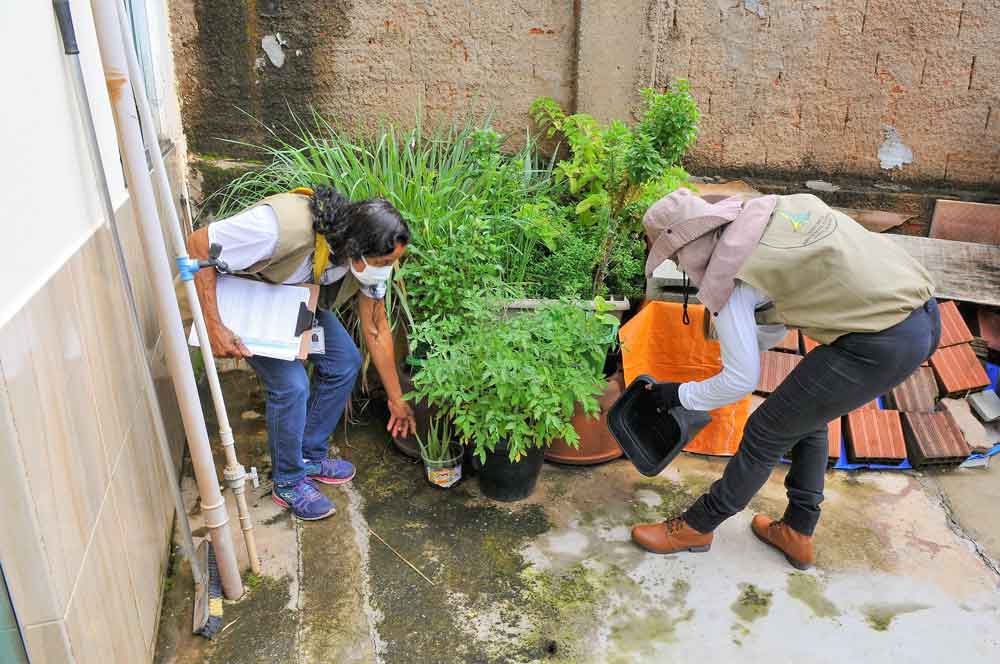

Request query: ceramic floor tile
[
  {"left": 887, "top": 366, "right": 939, "bottom": 412},
  {"left": 65, "top": 500, "right": 146, "bottom": 664},
  {"left": 930, "top": 344, "right": 990, "bottom": 396},
  {"left": 756, "top": 351, "right": 802, "bottom": 394},
  {"left": 846, "top": 409, "right": 907, "bottom": 463},
  {"left": 936, "top": 300, "right": 974, "bottom": 348},
  {"left": 902, "top": 411, "right": 971, "bottom": 466}
]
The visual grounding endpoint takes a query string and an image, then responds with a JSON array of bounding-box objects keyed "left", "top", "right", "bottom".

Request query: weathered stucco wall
[
  {"left": 169, "top": 0, "right": 576, "bottom": 159},
  {"left": 630, "top": 0, "right": 1000, "bottom": 186},
  {"left": 171, "top": 0, "right": 999, "bottom": 187}
]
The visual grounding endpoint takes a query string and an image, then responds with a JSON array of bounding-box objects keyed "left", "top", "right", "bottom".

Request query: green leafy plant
[
  {"left": 529, "top": 82, "right": 698, "bottom": 296},
  {"left": 409, "top": 302, "right": 617, "bottom": 463},
  {"left": 414, "top": 415, "right": 456, "bottom": 463}
]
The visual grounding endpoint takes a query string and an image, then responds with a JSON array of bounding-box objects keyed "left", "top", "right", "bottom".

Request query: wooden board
[{"left": 887, "top": 234, "right": 1000, "bottom": 307}]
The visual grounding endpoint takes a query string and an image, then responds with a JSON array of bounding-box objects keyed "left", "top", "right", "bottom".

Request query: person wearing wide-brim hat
[{"left": 631, "top": 188, "right": 939, "bottom": 569}]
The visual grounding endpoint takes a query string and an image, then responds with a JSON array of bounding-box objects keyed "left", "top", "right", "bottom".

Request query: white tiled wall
[{"left": 0, "top": 205, "right": 183, "bottom": 663}]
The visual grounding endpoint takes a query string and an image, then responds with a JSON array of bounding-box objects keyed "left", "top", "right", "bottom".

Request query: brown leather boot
[
  {"left": 751, "top": 515, "right": 815, "bottom": 570},
  {"left": 631, "top": 516, "right": 713, "bottom": 554}
]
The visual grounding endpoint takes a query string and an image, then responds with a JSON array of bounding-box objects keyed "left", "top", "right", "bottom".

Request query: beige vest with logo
[
  {"left": 244, "top": 192, "right": 361, "bottom": 309},
  {"left": 736, "top": 194, "right": 934, "bottom": 345}
]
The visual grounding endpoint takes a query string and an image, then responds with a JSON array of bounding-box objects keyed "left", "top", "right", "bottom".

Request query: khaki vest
[
  {"left": 244, "top": 192, "right": 360, "bottom": 309},
  {"left": 736, "top": 194, "right": 934, "bottom": 345}
]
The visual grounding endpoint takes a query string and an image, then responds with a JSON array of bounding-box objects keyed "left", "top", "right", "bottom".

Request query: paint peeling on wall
[
  {"left": 743, "top": 0, "right": 767, "bottom": 18},
  {"left": 262, "top": 33, "right": 287, "bottom": 68},
  {"left": 878, "top": 126, "right": 914, "bottom": 170}
]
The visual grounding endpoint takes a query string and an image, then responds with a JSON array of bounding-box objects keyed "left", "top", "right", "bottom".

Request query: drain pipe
[
  {"left": 52, "top": 0, "right": 201, "bottom": 581},
  {"left": 89, "top": 0, "right": 243, "bottom": 599},
  {"left": 110, "top": 0, "right": 260, "bottom": 575}
]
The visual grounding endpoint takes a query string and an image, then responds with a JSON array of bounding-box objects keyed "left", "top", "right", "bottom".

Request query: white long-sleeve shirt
[{"left": 678, "top": 282, "right": 788, "bottom": 411}]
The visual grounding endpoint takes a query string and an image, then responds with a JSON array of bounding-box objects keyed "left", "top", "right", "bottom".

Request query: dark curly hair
[{"left": 310, "top": 186, "right": 411, "bottom": 264}]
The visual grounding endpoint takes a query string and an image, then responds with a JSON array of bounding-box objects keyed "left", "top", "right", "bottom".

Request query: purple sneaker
[
  {"left": 272, "top": 479, "right": 336, "bottom": 520},
  {"left": 304, "top": 458, "right": 356, "bottom": 485}
]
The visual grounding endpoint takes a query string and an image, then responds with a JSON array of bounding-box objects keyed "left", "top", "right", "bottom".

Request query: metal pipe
[
  {"left": 52, "top": 0, "right": 202, "bottom": 581},
  {"left": 110, "top": 0, "right": 260, "bottom": 575},
  {"left": 88, "top": 0, "right": 243, "bottom": 599}
]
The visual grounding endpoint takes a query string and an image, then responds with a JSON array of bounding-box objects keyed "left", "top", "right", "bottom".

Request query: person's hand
[
  {"left": 387, "top": 396, "right": 416, "bottom": 439},
  {"left": 645, "top": 380, "right": 681, "bottom": 412},
  {"left": 209, "top": 323, "right": 253, "bottom": 359}
]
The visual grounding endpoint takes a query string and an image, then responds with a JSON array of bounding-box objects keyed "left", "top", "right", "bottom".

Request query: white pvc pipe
[
  {"left": 89, "top": 0, "right": 243, "bottom": 599},
  {"left": 110, "top": 0, "right": 260, "bottom": 574},
  {"left": 53, "top": 0, "right": 201, "bottom": 582}
]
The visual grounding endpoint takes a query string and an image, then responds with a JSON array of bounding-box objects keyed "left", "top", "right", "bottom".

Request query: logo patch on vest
[
  {"left": 760, "top": 210, "right": 838, "bottom": 249},
  {"left": 779, "top": 210, "right": 811, "bottom": 231}
]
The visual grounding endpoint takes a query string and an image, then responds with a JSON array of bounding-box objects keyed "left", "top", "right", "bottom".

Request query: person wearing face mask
[
  {"left": 629, "top": 189, "right": 938, "bottom": 569},
  {"left": 187, "top": 186, "right": 416, "bottom": 520}
]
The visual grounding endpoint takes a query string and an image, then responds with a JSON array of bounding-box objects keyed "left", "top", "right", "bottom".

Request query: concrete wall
[
  {"left": 0, "top": 1, "right": 187, "bottom": 662},
  {"left": 170, "top": 0, "right": 577, "bottom": 159},
  {"left": 172, "top": 0, "right": 999, "bottom": 190}
]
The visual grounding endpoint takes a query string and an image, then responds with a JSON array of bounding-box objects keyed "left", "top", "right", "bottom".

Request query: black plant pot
[{"left": 478, "top": 441, "right": 545, "bottom": 502}]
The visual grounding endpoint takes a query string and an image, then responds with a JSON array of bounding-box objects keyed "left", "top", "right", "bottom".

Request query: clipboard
[
  {"left": 189, "top": 276, "right": 320, "bottom": 361},
  {"left": 293, "top": 284, "right": 320, "bottom": 359}
]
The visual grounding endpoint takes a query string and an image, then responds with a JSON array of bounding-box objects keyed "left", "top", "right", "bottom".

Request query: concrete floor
[{"left": 155, "top": 371, "right": 1000, "bottom": 664}]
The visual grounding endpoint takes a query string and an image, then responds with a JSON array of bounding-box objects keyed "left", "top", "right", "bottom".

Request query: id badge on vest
[{"left": 308, "top": 325, "right": 325, "bottom": 355}]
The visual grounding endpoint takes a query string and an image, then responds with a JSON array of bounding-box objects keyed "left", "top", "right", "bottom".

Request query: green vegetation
[
  {"left": 212, "top": 85, "right": 701, "bottom": 462},
  {"left": 409, "top": 301, "right": 617, "bottom": 462}
]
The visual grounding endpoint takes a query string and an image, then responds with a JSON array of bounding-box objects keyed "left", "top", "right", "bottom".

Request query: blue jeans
[
  {"left": 684, "top": 299, "right": 942, "bottom": 535},
  {"left": 247, "top": 309, "right": 361, "bottom": 486}
]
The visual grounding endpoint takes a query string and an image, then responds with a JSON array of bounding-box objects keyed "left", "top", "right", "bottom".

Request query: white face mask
[{"left": 350, "top": 256, "right": 393, "bottom": 286}]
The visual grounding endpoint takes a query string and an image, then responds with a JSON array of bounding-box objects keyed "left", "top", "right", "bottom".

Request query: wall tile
[
  {"left": 0, "top": 370, "right": 63, "bottom": 625},
  {"left": 22, "top": 621, "right": 73, "bottom": 664},
  {"left": 112, "top": 405, "right": 172, "bottom": 653},
  {"left": 0, "top": 307, "right": 94, "bottom": 617},
  {"left": 65, "top": 247, "right": 126, "bottom": 470},
  {"left": 79, "top": 226, "right": 151, "bottom": 446},
  {"left": 65, "top": 500, "right": 146, "bottom": 664}
]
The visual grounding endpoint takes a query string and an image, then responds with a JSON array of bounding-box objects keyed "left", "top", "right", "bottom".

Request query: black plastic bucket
[{"left": 478, "top": 441, "right": 545, "bottom": 502}]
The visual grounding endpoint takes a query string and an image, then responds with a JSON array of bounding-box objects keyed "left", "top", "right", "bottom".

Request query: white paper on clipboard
[{"left": 189, "top": 276, "right": 312, "bottom": 361}]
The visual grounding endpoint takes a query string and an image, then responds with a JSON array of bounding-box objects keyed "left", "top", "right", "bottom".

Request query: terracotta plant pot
[{"left": 545, "top": 372, "right": 625, "bottom": 465}]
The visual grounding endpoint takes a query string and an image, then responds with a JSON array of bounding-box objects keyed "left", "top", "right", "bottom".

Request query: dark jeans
[
  {"left": 246, "top": 309, "right": 362, "bottom": 486},
  {"left": 684, "top": 299, "right": 941, "bottom": 536}
]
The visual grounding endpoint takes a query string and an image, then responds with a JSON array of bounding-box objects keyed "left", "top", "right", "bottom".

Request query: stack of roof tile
[{"left": 929, "top": 301, "right": 990, "bottom": 397}]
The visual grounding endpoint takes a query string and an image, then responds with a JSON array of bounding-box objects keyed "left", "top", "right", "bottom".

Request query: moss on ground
[
  {"left": 731, "top": 583, "right": 773, "bottom": 623},
  {"left": 863, "top": 603, "right": 928, "bottom": 632},
  {"left": 787, "top": 572, "right": 840, "bottom": 619}
]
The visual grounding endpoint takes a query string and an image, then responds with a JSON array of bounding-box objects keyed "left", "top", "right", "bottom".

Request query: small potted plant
[
  {"left": 415, "top": 415, "right": 463, "bottom": 489},
  {"left": 409, "top": 301, "right": 614, "bottom": 501}
]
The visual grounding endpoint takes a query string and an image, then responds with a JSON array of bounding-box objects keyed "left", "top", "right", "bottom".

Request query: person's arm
[
  {"left": 187, "top": 227, "right": 252, "bottom": 358},
  {"left": 357, "top": 293, "right": 416, "bottom": 438},
  {"left": 678, "top": 283, "right": 762, "bottom": 411}
]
